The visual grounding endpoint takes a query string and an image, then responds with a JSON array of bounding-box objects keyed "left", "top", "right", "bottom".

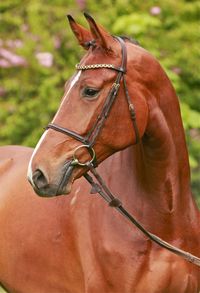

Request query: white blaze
[
  {"left": 27, "top": 70, "right": 82, "bottom": 183},
  {"left": 53, "top": 71, "right": 81, "bottom": 121}
]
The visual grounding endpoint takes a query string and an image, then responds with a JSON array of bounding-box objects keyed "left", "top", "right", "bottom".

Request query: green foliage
[{"left": 0, "top": 0, "right": 199, "bottom": 200}]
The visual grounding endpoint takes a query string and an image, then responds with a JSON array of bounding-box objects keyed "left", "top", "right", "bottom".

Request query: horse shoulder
[{"left": 0, "top": 145, "right": 33, "bottom": 174}]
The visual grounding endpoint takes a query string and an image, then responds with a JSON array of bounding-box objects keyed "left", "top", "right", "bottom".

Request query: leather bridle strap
[
  {"left": 46, "top": 123, "right": 89, "bottom": 144},
  {"left": 84, "top": 164, "right": 200, "bottom": 267},
  {"left": 116, "top": 36, "right": 140, "bottom": 144},
  {"left": 85, "top": 36, "right": 140, "bottom": 146}
]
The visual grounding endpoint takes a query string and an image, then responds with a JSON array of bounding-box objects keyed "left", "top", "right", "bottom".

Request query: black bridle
[
  {"left": 45, "top": 37, "right": 200, "bottom": 267},
  {"left": 46, "top": 37, "right": 140, "bottom": 167}
]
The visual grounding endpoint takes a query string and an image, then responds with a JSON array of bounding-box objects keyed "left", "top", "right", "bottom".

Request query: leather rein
[{"left": 46, "top": 37, "right": 200, "bottom": 267}]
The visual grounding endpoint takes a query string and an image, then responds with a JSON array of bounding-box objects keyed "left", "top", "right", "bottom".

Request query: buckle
[
  {"left": 113, "top": 83, "right": 120, "bottom": 90},
  {"left": 70, "top": 145, "right": 96, "bottom": 167}
]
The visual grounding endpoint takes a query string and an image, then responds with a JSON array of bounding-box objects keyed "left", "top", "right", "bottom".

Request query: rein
[{"left": 46, "top": 37, "right": 200, "bottom": 267}]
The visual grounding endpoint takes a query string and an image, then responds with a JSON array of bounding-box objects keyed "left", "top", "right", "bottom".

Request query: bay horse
[{"left": 0, "top": 13, "right": 200, "bottom": 293}]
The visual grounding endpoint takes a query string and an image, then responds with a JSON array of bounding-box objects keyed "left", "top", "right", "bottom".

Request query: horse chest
[
  {"left": 72, "top": 210, "right": 199, "bottom": 293},
  {"left": 82, "top": 240, "right": 199, "bottom": 293}
]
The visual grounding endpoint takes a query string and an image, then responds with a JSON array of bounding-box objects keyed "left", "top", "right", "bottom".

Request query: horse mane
[{"left": 118, "top": 35, "right": 140, "bottom": 46}]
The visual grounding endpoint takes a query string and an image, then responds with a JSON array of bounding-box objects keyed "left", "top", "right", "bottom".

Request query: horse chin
[
  {"left": 32, "top": 185, "right": 60, "bottom": 197},
  {"left": 53, "top": 162, "right": 75, "bottom": 196},
  {"left": 32, "top": 179, "right": 73, "bottom": 197},
  {"left": 56, "top": 164, "right": 88, "bottom": 196},
  {"left": 54, "top": 181, "right": 73, "bottom": 196}
]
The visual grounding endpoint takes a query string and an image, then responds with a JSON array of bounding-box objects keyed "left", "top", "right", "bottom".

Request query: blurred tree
[{"left": 0, "top": 0, "right": 199, "bottom": 202}]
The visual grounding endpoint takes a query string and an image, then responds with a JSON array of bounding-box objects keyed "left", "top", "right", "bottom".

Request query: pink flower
[
  {"left": 0, "top": 48, "right": 27, "bottom": 67},
  {"left": 76, "top": 0, "right": 86, "bottom": 10},
  {"left": 54, "top": 37, "right": 61, "bottom": 49},
  {"left": 150, "top": 6, "right": 161, "bottom": 16},
  {"left": 0, "top": 87, "right": 6, "bottom": 97},
  {"left": 35, "top": 52, "right": 53, "bottom": 67},
  {"left": 21, "top": 24, "right": 29, "bottom": 32},
  {"left": 0, "top": 58, "right": 10, "bottom": 68},
  {"left": 6, "top": 39, "right": 23, "bottom": 48},
  {"left": 172, "top": 67, "right": 182, "bottom": 75}
]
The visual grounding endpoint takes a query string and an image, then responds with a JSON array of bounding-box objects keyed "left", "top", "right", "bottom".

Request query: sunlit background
[{"left": 0, "top": 0, "right": 199, "bottom": 213}]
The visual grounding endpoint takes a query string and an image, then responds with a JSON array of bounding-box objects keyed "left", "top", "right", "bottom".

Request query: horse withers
[{"left": 0, "top": 13, "right": 200, "bottom": 293}]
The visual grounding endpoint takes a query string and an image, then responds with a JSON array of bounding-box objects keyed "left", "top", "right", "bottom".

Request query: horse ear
[
  {"left": 84, "top": 13, "right": 115, "bottom": 51},
  {"left": 67, "top": 15, "right": 92, "bottom": 50}
]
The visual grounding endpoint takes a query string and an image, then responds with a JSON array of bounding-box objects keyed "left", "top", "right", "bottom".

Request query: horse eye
[{"left": 82, "top": 87, "right": 100, "bottom": 99}]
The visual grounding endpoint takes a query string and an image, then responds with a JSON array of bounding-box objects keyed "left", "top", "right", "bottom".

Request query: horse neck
[
  {"left": 110, "top": 75, "right": 199, "bottom": 236},
  {"left": 141, "top": 75, "right": 191, "bottom": 208}
]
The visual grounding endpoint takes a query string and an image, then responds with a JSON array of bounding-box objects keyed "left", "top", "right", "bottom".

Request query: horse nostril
[{"left": 32, "top": 169, "right": 48, "bottom": 190}]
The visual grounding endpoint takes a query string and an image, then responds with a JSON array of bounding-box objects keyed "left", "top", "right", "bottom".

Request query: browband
[{"left": 75, "top": 63, "right": 126, "bottom": 73}]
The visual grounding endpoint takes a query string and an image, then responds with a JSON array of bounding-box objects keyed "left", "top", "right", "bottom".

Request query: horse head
[{"left": 28, "top": 13, "right": 151, "bottom": 196}]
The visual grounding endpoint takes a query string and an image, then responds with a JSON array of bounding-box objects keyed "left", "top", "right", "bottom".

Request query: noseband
[{"left": 46, "top": 37, "right": 140, "bottom": 166}]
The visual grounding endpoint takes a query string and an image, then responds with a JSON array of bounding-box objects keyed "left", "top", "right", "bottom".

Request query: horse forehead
[
  {"left": 76, "top": 51, "right": 121, "bottom": 83},
  {"left": 81, "top": 47, "right": 118, "bottom": 65},
  {"left": 78, "top": 69, "right": 115, "bottom": 87}
]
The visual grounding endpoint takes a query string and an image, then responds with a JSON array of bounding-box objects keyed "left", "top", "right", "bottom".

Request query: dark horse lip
[
  {"left": 33, "top": 184, "right": 60, "bottom": 197},
  {"left": 55, "top": 160, "right": 75, "bottom": 195}
]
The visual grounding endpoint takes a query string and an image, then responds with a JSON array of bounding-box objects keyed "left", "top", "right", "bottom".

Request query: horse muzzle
[{"left": 28, "top": 161, "right": 75, "bottom": 197}]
